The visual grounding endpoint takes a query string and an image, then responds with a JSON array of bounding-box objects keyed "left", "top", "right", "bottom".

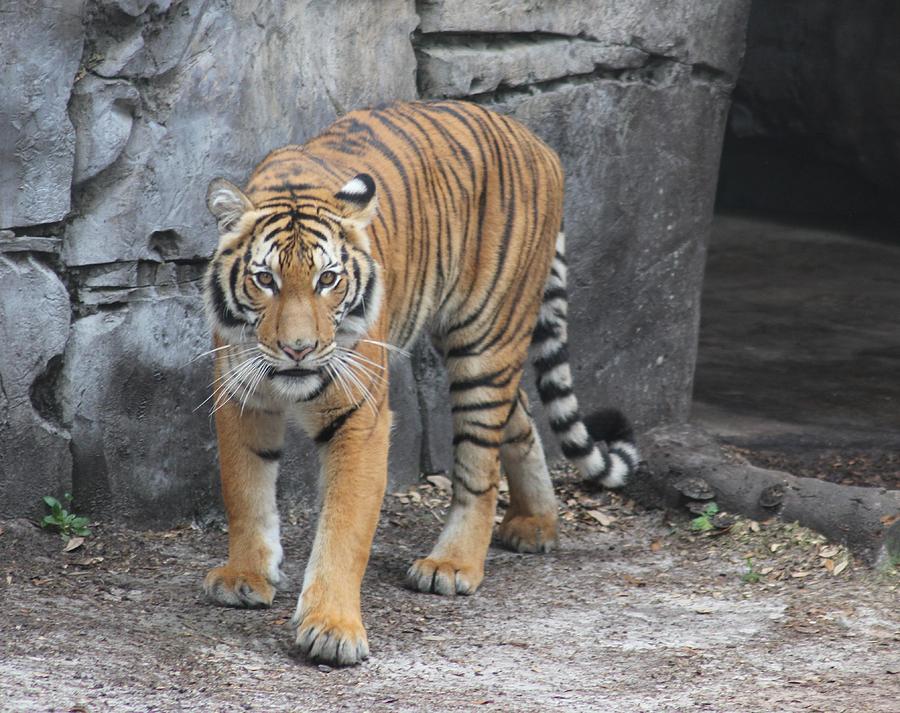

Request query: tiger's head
[{"left": 203, "top": 174, "right": 383, "bottom": 400}]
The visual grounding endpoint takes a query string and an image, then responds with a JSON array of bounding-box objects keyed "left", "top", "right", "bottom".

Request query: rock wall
[
  {"left": 717, "top": 0, "right": 900, "bottom": 226},
  {"left": 0, "top": 0, "right": 749, "bottom": 525}
]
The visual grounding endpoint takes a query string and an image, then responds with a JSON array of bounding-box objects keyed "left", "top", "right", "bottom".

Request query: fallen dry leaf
[
  {"left": 63, "top": 536, "right": 84, "bottom": 552},
  {"left": 650, "top": 539, "right": 663, "bottom": 552},
  {"left": 823, "top": 558, "right": 835, "bottom": 572},
  {"left": 791, "top": 571, "right": 811, "bottom": 578},
  {"left": 749, "top": 521, "right": 761, "bottom": 533},
  {"left": 74, "top": 556, "right": 104, "bottom": 567},
  {"left": 586, "top": 510, "right": 616, "bottom": 527},
  {"left": 832, "top": 560, "right": 849, "bottom": 576},
  {"left": 425, "top": 474, "right": 452, "bottom": 492},
  {"left": 818, "top": 545, "right": 839, "bottom": 559}
]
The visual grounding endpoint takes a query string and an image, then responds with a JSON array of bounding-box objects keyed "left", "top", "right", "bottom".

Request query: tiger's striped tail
[{"left": 531, "top": 233, "right": 640, "bottom": 488}]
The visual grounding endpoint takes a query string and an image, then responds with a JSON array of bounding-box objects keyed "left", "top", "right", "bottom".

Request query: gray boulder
[
  {"left": 65, "top": 0, "right": 418, "bottom": 266},
  {"left": 58, "top": 293, "right": 217, "bottom": 527},
  {"left": 0, "top": 2, "right": 86, "bottom": 228},
  {"left": 71, "top": 76, "right": 141, "bottom": 185},
  {"left": 0, "top": 255, "right": 72, "bottom": 517}
]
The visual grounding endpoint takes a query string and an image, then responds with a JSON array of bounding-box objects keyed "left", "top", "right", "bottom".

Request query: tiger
[{"left": 201, "top": 100, "right": 640, "bottom": 666}]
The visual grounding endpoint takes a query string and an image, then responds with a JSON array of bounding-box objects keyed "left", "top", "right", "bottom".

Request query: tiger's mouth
[{"left": 267, "top": 366, "right": 321, "bottom": 379}]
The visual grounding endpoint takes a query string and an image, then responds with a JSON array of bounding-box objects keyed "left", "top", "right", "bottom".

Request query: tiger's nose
[{"left": 280, "top": 341, "right": 316, "bottom": 362}]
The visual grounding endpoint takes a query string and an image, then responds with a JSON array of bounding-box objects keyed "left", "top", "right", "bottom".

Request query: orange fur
[{"left": 199, "top": 101, "right": 614, "bottom": 666}]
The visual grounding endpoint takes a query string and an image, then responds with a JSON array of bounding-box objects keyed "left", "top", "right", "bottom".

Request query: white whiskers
[
  {"left": 359, "top": 338, "right": 410, "bottom": 358},
  {"left": 194, "top": 346, "right": 268, "bottom": 416}
]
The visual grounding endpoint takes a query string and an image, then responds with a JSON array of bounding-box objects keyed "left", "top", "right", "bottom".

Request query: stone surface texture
[
  {"left": 0, "top": 0, "right": 749, "bottom": 524},
  {"left": 0, "top": 254, "right": 72, "bottom": 516},
  {"left": 718, "top": 0, "right": 900, "bottom": 223},
  {"left": 0, "top": 0, "right": 86, "bottom": 227}
]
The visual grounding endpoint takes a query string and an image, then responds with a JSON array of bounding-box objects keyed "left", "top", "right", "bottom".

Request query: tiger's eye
[
  {"left": 318, "top": 271, "right": 337, "bottom": 287},
  {"left": 256, "top": 272, "right": 274, "bottom": 287}
]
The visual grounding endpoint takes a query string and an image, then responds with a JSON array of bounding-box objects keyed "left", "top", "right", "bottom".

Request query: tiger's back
[{"left": 244, "top": 100, "right": 565, "bottom": 351}]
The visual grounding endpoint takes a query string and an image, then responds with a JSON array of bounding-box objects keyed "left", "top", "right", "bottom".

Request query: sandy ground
[{"left": 2, "top": 474, "right": 897, "bottom": 713}]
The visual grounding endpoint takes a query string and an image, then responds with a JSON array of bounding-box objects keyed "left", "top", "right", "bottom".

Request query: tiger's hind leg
[
  {"left": 496, "top": 388, "right": 558, "bottom": 553},
  {"left": 406, "top": 356, "right": 524, "bottom": 596}
]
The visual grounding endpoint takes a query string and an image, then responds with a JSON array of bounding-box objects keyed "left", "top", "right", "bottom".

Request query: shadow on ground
[
  {"left": 694, "top": 215, "right": 900, "bottom": 490},
  {"left": 2, "top": 473, "right": 897, "bottom": 712}
]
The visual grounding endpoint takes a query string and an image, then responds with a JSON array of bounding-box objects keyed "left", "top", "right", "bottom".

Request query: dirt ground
[
  {"left": 2, "top": 472, "right": 897, "bottom": 713},
  {"left": 730, "top": 446, "right": 900, "bottom": 491},
  {"left": 693, "top": 216, "right": 900, "bottom": 491}
]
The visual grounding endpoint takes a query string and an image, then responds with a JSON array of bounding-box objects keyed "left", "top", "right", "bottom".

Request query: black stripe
[
  {"left": 445, "top": 309, "right": 482, "bottom": 335},
  {"left": 446, "top": 341, "right": 482, "bottom": 359},
  {"left": 299, "top": 225, "right": 331, "bottom": 243},
  {"left": 610, "top": 447, "right": 637, "bottom": 468},
  {"left": 533, "top": 344, "right": 569, "bottom": 373},
  {"left": 315, "top": 406, "right": 358, "bottom": 443},
  {"left": 347, "top": 266, "right": 373, "bottom": 320},
  {"left": 536, "top": 381, "right": 573, "bottom": 401},
  {"left": 466, "top": 420, "right": 507, "bottom": 430},
  {"left": 543, "top": 287, "right": 567, "bottom": 302},
  {"left": 502, "top": 431, "right": 533, "bottom": 447},
  {"left": 252, "top": 448, "right": 282, "bottom": 461},
  {"left": 531, "top": 320, "right": 559, "bottom": 344},
  {"left": 452, "top": 433, "right": 502, "bottom": 449},
  {"left": 257, "top": 180, "right": 314, "bottom": 194},
  {"left": 583, "top": 448, "right": 613, "bottom": 478},
  {"left": 549, "top": 412, "right": 581, "bottom": 433},
  {"left": 451, "top": 398, "right": 510, "bottom": 414},
  {"left": 209, "top": 269, "right": 242, "bottom": 327},
  {"left": 448, "top": 366, "right": 515, "bottom": 392},
  {"left": 452, "top": 477, "right": 498, "bottom": 497},
  {"left": 561, "top": 440, "right": 594, "bottom": 460},
  {"left": 255, "top": 211, "right": 292, "bottom": 234}
]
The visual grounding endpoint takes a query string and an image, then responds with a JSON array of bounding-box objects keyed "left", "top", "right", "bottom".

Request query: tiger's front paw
[
  {"left": 406, "top": 557, "right": 484, "bottom": 595},
  {"left": 291, "top": 603, "right": 369, "bottom": 666},
  {"left": 203, "top": 565, "right": 276, "bottom": 608}
]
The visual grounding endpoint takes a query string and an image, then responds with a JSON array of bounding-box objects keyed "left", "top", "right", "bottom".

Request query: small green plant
[
  {"left": 41, "top": 493, "right": 91, "bottom": 539},
  {"left": 741, "top": 557, "right": 762, "bottom": 584},
  {"left": 690, "top": 502, "right": 719, "bottom": 532}
]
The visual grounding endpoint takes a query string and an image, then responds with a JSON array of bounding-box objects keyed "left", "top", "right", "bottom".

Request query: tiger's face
[{"left": 203, "top": 174, "right": 382, "bottom": 401}]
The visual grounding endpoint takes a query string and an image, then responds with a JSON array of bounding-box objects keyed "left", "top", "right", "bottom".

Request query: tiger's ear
[
  {"left": 335, "top": 173, "right": 377, "bottom": 228},
  {"left": 207, "top": 178, "right": 254, "bottom": 233}
]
